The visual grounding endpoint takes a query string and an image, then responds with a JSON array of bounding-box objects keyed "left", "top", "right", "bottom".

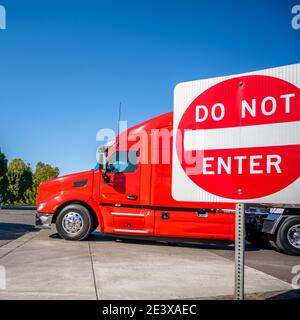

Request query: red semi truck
[{"left": 36, "top": 112, "right": 300, "bottom": 255}]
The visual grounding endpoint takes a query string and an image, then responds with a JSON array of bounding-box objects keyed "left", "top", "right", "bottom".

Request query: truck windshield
[{"left": 106, "top": 150, "right": 138, "bottom": 173}]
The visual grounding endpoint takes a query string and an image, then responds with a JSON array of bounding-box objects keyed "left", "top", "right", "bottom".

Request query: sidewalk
[{"left": 0, "top": 227, "right": 293, "bottom": 300}]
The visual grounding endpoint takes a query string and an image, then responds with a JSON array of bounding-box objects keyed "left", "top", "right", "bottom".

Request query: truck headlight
[{"left": 37, "top": 201, "right": 47, "bottom": 211}]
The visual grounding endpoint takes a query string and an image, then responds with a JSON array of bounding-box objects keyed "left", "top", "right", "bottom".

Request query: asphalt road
[
  {"left": 0, "top": 209, "right": 36, "bottom": 247},
  {"left": 0, "top": 208, "right": 299, "bottom": 299}
]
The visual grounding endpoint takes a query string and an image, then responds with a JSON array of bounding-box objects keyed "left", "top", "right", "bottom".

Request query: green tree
[
  {"left": 34, "top": 162, "right": 60, "bottom": 187},
  {"left": 6, "top": 159, "right": 33, "bottom": 205},
  {"left": 0, "top": 149, "right": 8, "bottom": 202},
  {"left": 24, "top": 162, "right": 59, "bottom": 204}
]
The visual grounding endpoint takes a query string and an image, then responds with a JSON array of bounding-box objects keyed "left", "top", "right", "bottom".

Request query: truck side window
[{"left": 107, "top": 151, "right": 138, "bottom": 173}]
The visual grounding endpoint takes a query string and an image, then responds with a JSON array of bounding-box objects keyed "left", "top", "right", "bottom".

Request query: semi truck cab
[{"left": 36, "top": 112, "right": 300, "bottom": 256}]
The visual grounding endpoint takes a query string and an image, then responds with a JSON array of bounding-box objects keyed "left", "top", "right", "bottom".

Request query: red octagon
[{"left": 176, "top": 75, "right": 300, "bottom": 200}]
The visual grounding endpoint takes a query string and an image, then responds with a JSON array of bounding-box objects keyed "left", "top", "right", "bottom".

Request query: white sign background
[{"left": 172, "top": 63, "right": 300, "bottom": 204}]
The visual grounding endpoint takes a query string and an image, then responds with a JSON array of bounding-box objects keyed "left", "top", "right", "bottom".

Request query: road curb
[{"left": 0, "top": 206, "right": 36, "bottom": 211}]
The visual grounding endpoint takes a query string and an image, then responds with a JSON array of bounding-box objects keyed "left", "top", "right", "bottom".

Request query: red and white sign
[{"left": 172, "top": 63, "right": 300, "bottom": 204}]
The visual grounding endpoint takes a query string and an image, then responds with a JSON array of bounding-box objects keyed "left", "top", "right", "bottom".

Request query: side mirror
[
  {"left": 106, "top": 163, "right": 116, "bottom": 173},
  {"left": 102, "top": 172, "right": 111, "bottom": 184},
  {"left": 98, "top": 151, "right": 107, "bottom": 171}
]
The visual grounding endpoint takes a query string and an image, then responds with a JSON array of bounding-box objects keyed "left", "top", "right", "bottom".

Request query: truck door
[
  {"left": 100, "top": 150, "right": 140, "bottom": 204},
  {"left": 99, "top": 150, "right": 155, "bottom": 235}
]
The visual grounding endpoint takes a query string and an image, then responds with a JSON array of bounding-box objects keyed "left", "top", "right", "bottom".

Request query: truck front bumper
[{"left": 35, "top": 213, "right": 53, "bottom": 228}]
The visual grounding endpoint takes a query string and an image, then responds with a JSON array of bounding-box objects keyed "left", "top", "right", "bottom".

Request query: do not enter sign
[{"left": 172, "top": 63, "right": 300, "bottom": 204}]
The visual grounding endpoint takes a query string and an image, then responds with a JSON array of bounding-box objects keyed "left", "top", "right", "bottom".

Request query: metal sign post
[
  {"left": 235, "top": 203, "right": 245, "bottom": 300},
  {"left": 173, "top": 63, "right": 300, "bottom": 300}
]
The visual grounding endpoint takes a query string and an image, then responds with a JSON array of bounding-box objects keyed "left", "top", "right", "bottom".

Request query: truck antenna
[
  {"left": 115, "top": 102, "right": 122, "bottom": 163},
  {"left": 117, "top": 101, "right": 122, "bottom": 141}
]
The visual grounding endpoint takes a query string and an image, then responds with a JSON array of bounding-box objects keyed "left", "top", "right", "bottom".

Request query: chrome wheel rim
[
  {"left": 287, "top": 224, "right": 300, "bottom": 249},
  {"left": 62, "top": 212, "right": 84, "bottom": 235}
]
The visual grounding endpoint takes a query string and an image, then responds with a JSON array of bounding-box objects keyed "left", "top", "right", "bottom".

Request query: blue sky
[{"left": 0, "top": 0, "right": 299, "bottom": 175}]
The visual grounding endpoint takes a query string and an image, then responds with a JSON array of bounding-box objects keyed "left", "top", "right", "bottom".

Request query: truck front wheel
[
  {"left": 56, "top": 204, "right": 93, "bottom": 241},
  {"left": 274, "top": 216, "right": 300, "bottom": 256}
]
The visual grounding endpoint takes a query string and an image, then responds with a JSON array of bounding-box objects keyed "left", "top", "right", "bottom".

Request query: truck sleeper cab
[{"left": 36, "top": 113, "right": 300, "bottom": 256}]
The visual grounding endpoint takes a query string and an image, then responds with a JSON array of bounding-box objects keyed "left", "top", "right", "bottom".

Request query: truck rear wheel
[
  {"left": 56, "top": 204, "right": 93, "bottom": 241},
  {"left": 274, "top": 216, "right": 300, "bottom": 256}
]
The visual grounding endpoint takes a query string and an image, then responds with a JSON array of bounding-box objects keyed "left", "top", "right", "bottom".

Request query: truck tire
[
  {"left": 274, "top": 216, "right": 300, "bottom": 256},
  {"left": 56, "top": 204, "right": 93, "bottom": 241}
]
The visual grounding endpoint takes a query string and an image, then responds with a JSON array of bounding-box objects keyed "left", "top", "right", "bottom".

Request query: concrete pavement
[
  {"left": 0, "top": 209, "right": 299, "bottom": 300},
  {"left": 88, "top": 235, "right": 291, "bottom": 299}
]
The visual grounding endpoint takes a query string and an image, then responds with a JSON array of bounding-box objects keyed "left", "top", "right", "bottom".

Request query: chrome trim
[
  {"left": 35, "top": 213, "right": 53, "bottom": 228},
  {"left": 114, "top": 228, "right": 148, "bottom": 234},
  {"left": 196, "top": 212, "right": 208, "bottom": 218},
  {"left": 111, "top": 212, "right": 145, "bottom": 217},
  {"left": 270, "top": 208, "right": 285, "bottom": 214},
  {"left": 287, "top": 224, "right": 300, "bottom": 249},
  {"left": 219, "top": 209, "right": 236, "bottom": 214},
  {"left": 62, "top": 212, "right": 84, "bottom": 235}
]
